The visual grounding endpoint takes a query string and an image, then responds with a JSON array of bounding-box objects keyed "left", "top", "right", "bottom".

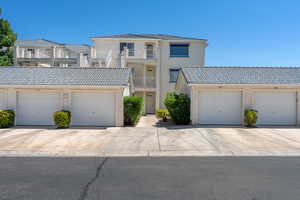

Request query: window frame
[
  {"left": 120, "top": 42, "right": 135, "bottom": 56},
  {"left": 169, "top": 68, "right": 180, "bottom": 83},
  {"left": 169, "top": 43, "right": 189, "bottom": 58}
]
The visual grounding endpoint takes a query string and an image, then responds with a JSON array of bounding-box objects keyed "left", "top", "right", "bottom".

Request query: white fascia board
[
  {"left": 188, "top": 83, "right": 300, "bottom": 87},
  {"left": 0, "top": 85, "right": 127, "bottom": 89}
]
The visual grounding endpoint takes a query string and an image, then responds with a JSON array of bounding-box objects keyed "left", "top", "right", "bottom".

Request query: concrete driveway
[{"left": 0, "top": 126, "right": 300, "bottom": 156}]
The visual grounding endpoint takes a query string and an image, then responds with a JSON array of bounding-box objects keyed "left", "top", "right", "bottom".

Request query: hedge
[
  {"left": 0, "top": 110, "right": 15, "bottom": 128},
  {"left": 164, "top": 92, "right": 190, "bottom": 125},
  {"left": 124, "top": 96, "right": 144, "bottom": 125},
  {"left": 53, "top": 110, "right": 71, "bottom": 128}
]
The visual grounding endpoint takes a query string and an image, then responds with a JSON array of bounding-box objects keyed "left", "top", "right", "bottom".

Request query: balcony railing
[
  {"left": 134, "top": 76, "right": 156, "bottom": 89},
  {"left": 121, "top": 47, "right": 157, "bottom": 60}
]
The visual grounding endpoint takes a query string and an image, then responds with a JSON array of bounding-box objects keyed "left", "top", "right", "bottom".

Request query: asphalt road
[{"left": 0, "top": 157, "right": 300, "bottom": 200}]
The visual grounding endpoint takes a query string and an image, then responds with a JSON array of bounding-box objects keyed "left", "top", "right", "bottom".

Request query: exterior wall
[
  {"left": 0, "top": 87, "right": 124, "bottom": 127},
  {"left": 175, "top": 73, "right": 191, "bottom": 96},
  {"left": 158, "top": 40, "right": 207, "bottom": 107},
  {"left": 187, "top": 85, "right": 300, "bottom": 126},
  {"left": 92, "top": 38, "right": 207, "bottom": 110},
  {"left": 15, "top": 45, "right": 91, "bottom": 68}
]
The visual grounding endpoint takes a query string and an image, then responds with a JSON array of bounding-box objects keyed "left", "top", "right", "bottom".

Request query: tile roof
[
  {"left": 181, "top": 67, "right": 300, "bottom": 85},
  {"left": 16, "top": 39, "right": 90, "bottom": 50},
  {"left": 0, "top": 67, "right": 131, "bottom": 87},
  {"left": 15, "top": 39, "right": 64, "bottom": 46},
  {"left": 92, "top": 33, "right": 206, "bottom": 41}
]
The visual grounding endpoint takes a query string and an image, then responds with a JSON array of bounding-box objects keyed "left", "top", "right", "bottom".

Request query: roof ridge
[{"left": 183, "top": 66, "right": 300, "bottom": 69}]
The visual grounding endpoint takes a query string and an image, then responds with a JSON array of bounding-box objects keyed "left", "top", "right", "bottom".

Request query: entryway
[
  {"left": 134, "top": 91, "right": 156, "bottom": 114},
  {"left": 146, "top": 92, "right": 155, "bottom": 114}
]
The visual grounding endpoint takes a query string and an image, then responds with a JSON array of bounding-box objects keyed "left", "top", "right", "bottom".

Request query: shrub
[
  {"left": 155, "top": 109, "right": 170, "bottom": 122},
  {"left": 124, "top": 96, "right": 144, "bottom": 125},
  {"left": 244, "top": 109, "right": 258, "bottom": 127},
  {"left": 164, "top": 92, "right": 190, "bottom": 125},
  {"left": 53, "top": 110, "right": 71, "bottom": 128},
  {"left": 0, "top": 110, "right": 15, "bottom": 128}
]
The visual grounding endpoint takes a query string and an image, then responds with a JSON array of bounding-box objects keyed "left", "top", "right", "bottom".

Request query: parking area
[{"left": 0, "top": 126, "right": 300, "bottom": 156}]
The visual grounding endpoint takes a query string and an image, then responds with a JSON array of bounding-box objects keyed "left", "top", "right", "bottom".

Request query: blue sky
[{"left": 2, "top": 0, "right": 300, "bottom": 66}]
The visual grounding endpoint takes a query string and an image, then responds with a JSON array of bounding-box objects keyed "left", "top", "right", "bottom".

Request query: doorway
[{"left": 146, "top": 92, "right": 155, "bottom": 114}]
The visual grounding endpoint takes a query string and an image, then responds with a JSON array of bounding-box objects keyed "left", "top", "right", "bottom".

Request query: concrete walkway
[{"left": 0, "top": 126, "right": 300, "bottom": 156}]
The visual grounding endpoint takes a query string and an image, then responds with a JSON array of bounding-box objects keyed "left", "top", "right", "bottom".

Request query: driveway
[{"left": 0, "top": 126, "right": 300, "bottom": 156}]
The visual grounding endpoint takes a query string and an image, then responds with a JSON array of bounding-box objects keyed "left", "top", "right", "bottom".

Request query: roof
[
  {"left": 181, "top": 67, "right": 300, "bottom": 85},
  {"left": 92, "top": 33, "right": 207, "bottom": 41},
  {"left": 15, "top": 39, "right": 64, "bottom": 46},
  {"left": 0, "top": 67, "right": 131, "bottom": 87},
  {"left": 16, "top": 39, "right": 90, "bottom": 50}
]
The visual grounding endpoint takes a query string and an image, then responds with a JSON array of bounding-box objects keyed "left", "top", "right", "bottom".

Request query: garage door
[
  {"left": 17, "top": 91, "right": 61, "bottom": 125},
  {"left": 254, "top": 92, "right": 296, "bottom": 125},
  {"left": 198, "top": 91, "right": 242, "bottom": 124},
  {"left": 71, "top": 92, "right": 115, "bottom": 126},
  {"left": 0, "top": 90, "right": 5, "bottom": 109}
]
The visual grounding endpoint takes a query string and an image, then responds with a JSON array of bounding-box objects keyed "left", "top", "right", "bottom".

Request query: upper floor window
[
  {"left": 169, "top": 68, "right": 180, "bottom": 83},
  {"left": 120, "top": 42, "right": 134, "bottom": 56},
  {"left": 170, "top": 43, "right": 189, "bottom": 57},
  {"left": 26, "top": 48, "right": 35, "bottom": 57}
]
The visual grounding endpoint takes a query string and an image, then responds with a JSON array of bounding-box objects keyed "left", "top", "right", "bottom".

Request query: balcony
[
  {"left": 134, "top": 76, "right": 156, "bottom": 90},
  {"left": 121, "top": 47, "right": 158, "bottom": 65}
]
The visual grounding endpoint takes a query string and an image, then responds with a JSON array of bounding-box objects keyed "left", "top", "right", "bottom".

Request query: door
[
  {"left": 71, "top": 92, "right": 115, "bottom": 126},
  {"left": 146, "top": 44, "right": 154, "bottom": 59},
  {"left": 198, "top": 91, "right": 242, "bottom": 124},
  {"left": 146, "top": 92, "right": 155, "bottom": 114},
  {"left": 253, "top": 91, "right": 296, "bottom": 125},
  {"left": 17, "top": 91, "right": 61, "bottom": 125},
  {"left": 146, "top": 66, "right": 155, "bottom": 88}
]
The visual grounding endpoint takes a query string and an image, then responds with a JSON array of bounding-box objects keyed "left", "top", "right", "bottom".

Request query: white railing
[
  {"left": 121, "top": 47, "right": 157, "bottom": 60},
  {"left": 105, "top": 50, "right": 112, "bottom": 68},
  {"left": 133, "top": 76, "right": 156, "bottom": 88}
]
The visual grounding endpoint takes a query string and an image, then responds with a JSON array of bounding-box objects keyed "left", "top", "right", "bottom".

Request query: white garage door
[
  {"left": 198, "top": 91, "right": 242, "bottom": 124},
  {"left": 254, "top": 92, "right": 296, "bottom": 125},
  {"left": 0, "top": 90, "right": 5, "bottom": 109},
  {"left": 71, "top": 92, "right": 115, "bottom": 126},
  {"left": 17, "top": 91, "right": 61, "bottom": 125}
]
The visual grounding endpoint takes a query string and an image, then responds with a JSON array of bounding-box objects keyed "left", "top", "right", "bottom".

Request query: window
[
  {"left": 120, "top": 42, "right": 134, "bottom": 56},
  {"left": 27, "top": 48, "right": 35, "bottom": 57},
  {"left": 170, "top": 43, "right": 189, "bottom": 57},
  {"left": 169, "top": 69, "right": 180, "bottom": 83}
]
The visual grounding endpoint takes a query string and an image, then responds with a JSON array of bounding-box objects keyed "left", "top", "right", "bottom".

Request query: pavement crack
[{"left": 77, "top": 157, "right": 108, "bottom": 200}]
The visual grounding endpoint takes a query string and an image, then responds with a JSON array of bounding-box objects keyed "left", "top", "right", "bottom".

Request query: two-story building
[
  {"left": 90, "top": 34, "right": 208, "bottom": 114},
  {"left": 15, "top": 39, "right": 91, "bottom": 68}
]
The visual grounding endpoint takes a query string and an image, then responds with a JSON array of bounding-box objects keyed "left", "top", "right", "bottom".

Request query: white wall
[{"left": 158, "top": 40, "right": 207, "bottom": 107}]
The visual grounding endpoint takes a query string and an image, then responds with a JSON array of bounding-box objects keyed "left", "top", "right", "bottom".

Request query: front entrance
[{"left": 146, "top": 92, "right": 155, "bottom": 114}]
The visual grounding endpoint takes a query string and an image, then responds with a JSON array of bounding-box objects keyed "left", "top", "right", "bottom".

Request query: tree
[{"left": 0, "top": 8, "right": 17, "bottom": 66}]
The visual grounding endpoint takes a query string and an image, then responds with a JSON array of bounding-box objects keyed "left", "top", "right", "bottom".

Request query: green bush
[
  {"left": 124, "top": 96, "right": 144, "bottom": 125},
  {"left": 164, "top": 92, "right": 190, "bottom": 125},
  {"left": 53, "top": 110, "right": 71, "bottom": 128},
  {"left": 155, "top": 109, "right": 170, "bottom": 122},
  {"left": 244, "top": 109, "right": 258, "bottom": 127},
  {"left": 0, "top": 110, "right": 15, "bottom": 128}
]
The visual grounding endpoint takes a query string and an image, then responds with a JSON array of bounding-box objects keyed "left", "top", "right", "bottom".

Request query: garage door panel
[
  {"left": 254, "top": 92, "right": 296, "bottom": 125},
  {"left": 198, "top": 91, "right": 242, "bottom": 125},
  {"left": 17, "top": 91, "right": 61, "bottom": 125},
  {"left": 71, "top": 92, "right": 115, "bottom": 126},
  {"left": 0, "top": 90, "right": 5, "bottom": 109}
]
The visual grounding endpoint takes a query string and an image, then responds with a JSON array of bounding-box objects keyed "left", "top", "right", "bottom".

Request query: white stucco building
[
  {"left": 14, "top": 39, "right": 91, "bottom": 68},
  {"left": 90, "top": 34, "right": 208, "bottom": 114}
]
